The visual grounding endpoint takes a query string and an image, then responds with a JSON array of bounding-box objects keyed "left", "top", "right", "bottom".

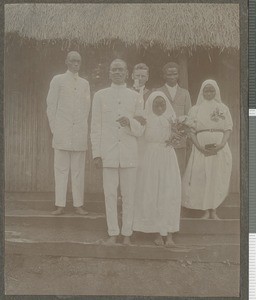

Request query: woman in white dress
[
  {"left": 133, "top": 91, "right": 181, "bottom": 247},
  {"left": 182, "top": 80, "right": 233, "bottom": 219}
]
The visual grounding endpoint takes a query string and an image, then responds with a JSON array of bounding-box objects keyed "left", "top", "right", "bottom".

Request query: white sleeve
[
  {"left": 135, "top": 91, "right": 144, "bottom": 116},
  {"left": 84, "top": 81, "right": 91, "bottom": 123},
  {"left": 90, "top": 92, "right": 102, "bottom": 158},
  {"left": 124, "top": 118, "right": 145, "bottom": 137},
  {"left": 46, "top": 76, "right": 59, "bottom": 134}
]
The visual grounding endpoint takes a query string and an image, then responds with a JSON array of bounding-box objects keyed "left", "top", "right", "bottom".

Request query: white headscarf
[
  {"left": 145, "top": 91, "right": 176, "bottom": 121},
  {"left": 196, "top": 79, "right": 222, "bottom": 106}
]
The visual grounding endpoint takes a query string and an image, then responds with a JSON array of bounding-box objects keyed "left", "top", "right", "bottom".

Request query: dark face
[
  {"left": 203, "top": 84, "right": 216, "bottom": 101},
  {"left": 109, "top": 61, "right": 128, "bottom": 85},
  {"left": 66, "top": 52, "right": 81, "bottom": 73},
  {"left": 164, "top": 67, "right": 179, "bottom": 87},
  {"left": 152, "top": 97, "right": 166, "bottom": 116}
]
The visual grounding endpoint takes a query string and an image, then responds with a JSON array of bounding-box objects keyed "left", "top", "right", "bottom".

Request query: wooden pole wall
[{"left": 4, "top": 43, "right": 240, "bottom": 194}]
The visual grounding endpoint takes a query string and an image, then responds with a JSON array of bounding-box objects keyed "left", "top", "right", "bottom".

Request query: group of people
[{"left": 46, "top": 51, "right": 233, "bottom": 247}]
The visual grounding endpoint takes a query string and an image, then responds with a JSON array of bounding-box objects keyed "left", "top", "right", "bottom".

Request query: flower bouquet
[{"left": 165, "top": 116, "right": 195, "bottom": 148}]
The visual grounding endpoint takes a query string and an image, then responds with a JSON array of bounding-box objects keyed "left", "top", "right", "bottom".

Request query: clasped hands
[
  {"left": 197, "top": 143, "right": 224, "bottom": 156},
  {"left": 116, "top": 116, "right": 147, "bottom": 127}
]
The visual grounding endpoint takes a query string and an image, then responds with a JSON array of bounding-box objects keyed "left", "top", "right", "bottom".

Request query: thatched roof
[{"left": 5, "top": 3, "right": 239, "bottom": 51}]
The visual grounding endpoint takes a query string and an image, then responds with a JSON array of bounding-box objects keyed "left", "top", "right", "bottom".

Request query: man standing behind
[
  {"left": 132, "top": 63, "right": 151, "bottom": 107},
  {"left": 157, "top": 62, "right": 192, "bottom": 175},
  {"left": 91, "top": 59, "right": 144, "bottom": 245},
  {"left": 46, "top": 51, "right": 91, "bottom": 215}
]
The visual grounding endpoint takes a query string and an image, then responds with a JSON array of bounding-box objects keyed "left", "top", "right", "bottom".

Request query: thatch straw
[{"left": 5, "top": 3, "right": 239, "bottom": 50}]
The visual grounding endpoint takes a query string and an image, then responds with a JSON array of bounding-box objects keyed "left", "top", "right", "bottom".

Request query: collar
[
  {"left": 66, "top": 70, "right": 79, "bottom": 79},
  {"left": 133, "top": 85, "right": 145, "bottom": 92},
  {"left": 111, "top": 83, "right": 127, "bottom": 89},
  {"left": 165, "top": 83, "right": 178, "bottom": 90}
]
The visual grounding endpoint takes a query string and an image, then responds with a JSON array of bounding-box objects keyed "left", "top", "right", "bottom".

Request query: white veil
[
  {"left": 196, "top": 79, "right": 222, "bottom": 106},
  {"left": 136, "top": 91, "right": 176, "bottom": 167},
  {"left": 145, "top": 91, "right": 176, "bottom": 122}
]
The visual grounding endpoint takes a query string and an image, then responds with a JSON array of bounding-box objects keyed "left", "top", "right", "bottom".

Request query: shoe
[
  {"left": 51, "top": 207, "right": 65, "bottom": 215},
  {"left": 123, "top": 236, "right": 132, "bottom": 246},
  {"left": 154, "top": 235, "right": 164, "bottom": 246},
  {"left": 201, "top": 210, "right": 210, "bottom": 219},
  {"left": 165, "top": 235, "right": 175, "bottom": 248},
  {"left": 103, "top": 236, "right": 118, "bottom": 245},
  {"left": 210, "top": 210, "right": 220, "bottom": 220},
  {"left": 74, "top": 207, "right": 89, "bottom": 215}
]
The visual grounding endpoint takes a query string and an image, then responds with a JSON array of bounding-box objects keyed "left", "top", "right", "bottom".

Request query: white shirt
[
  {"left": 133, "top": 84, "right": 145, "bottom": 93},
  {"left": 90, "top": 84, "right": 144, "bottom": 168},
  {"left": 165, "top": 83, "right": 178, "bottom": 100}
]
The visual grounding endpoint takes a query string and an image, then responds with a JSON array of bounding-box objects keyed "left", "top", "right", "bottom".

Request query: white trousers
[
  {"left": 54, "top": 149, "right": 85, "bottom": 208},
  {"left": 103, "top": 167, "right": 137, "bottom": 237}
]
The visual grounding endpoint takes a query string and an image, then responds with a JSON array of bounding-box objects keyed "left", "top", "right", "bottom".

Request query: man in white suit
[
  {"left": 46, "top": 51, "right": 91, "bottom": 215},
  {"left": 91, "top": 59, "right": 144, "bottom": 245}
]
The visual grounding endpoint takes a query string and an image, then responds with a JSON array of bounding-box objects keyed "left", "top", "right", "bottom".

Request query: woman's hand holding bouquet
[{"left": 165, "top": 116, "right": 194, "bottom": 148}]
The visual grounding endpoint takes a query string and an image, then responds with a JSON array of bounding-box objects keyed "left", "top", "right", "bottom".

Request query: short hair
[
  {"left": 110, "top": 59, "right": 127, "bottom": 70},
  {"left": 162, "top": 62, "right": 179, "bottom": 74},
  {"left": 66, "top": 51, "right": 81, "bottom": 61},
  {"left": 133, "top": 63, "right": 149, "bottom": 74}
]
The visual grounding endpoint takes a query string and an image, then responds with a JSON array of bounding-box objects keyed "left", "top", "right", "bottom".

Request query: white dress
[
  {"left": 182, "top": 100, "right": 233, "bottom": 210},
  {"left": 133, "top": 115, "right": 181, "bottom": 236}
]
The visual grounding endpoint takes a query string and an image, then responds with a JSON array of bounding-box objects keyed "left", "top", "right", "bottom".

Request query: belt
[{"left": 196, "top": 129, "right": 224, "bottom": 134}]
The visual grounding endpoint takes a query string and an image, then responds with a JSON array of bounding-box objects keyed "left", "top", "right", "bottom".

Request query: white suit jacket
[
  {"left": 90, "top": 84, "right": 144, "bottom": 168},
  {"left": 46, "top": 71, "right": 91, "bottom": 151}
]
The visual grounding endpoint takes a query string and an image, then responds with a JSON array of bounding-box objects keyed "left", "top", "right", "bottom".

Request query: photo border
[{"left": 0, "top": 0, "right": 248, "bottom": 299}]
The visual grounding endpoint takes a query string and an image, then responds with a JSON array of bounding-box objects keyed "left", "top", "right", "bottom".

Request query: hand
[
  {"left": 134, "top": 116, "right": 147, "bottom": 126},
  {"left": 93, "top": 157, "right": 102, "bottom": 169},
  {"left": 166, "top": 132, "right": 183, "bottom": 148},
  {"left": 203, "top": 149, "right": 217, "bottom": 156},
  {"left": 197, "top": 146, "right": 217, "bottom": 156},
  {"left": 116, "top": 116, "right": 130, "bottom": 127},
  {"left": 170, "top": 132, "right": 183, "bottom": 141},
  {"left": 214, "top": 143, "right": 225, "bottom": 152}
]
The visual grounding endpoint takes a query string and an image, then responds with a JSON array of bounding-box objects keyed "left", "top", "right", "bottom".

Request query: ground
[{"left": 5, "top": 254, "right": 239, "bottom": 297}]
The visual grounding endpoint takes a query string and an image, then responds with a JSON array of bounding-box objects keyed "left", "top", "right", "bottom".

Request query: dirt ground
[{"left": 5, "top": 254, "right": 239, "bottom": 297}]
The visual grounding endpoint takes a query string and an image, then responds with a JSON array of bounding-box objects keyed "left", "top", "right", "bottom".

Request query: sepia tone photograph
[{"left": 4, "top": 3, "right": 241, "bottom": 297}]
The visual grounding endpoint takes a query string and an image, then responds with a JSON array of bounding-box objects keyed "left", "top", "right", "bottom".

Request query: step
[
  {"left": 5, "top": 200, "right": 239, "bottom": 219},
  {"left": 5, "top": 192, "right": 104, "bottom": 201},
  {"left": 5, "top": 223, "right": 240, "bottom": 246},
  {"left": 5, "top": 209, "right": 240, "bottom": 235},
  {"left": 5, "top": 192, "right": 240, "bottom": 205},
  {"left": 5, "top": 239, "right": 239, "bottom": 263},
  {"left": 5, "top": 222, "right": 240, "bottom": 262}
]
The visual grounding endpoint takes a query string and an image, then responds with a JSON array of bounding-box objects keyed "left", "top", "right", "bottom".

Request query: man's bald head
[
  {"left": 66, "top": 51, "right": 81, "bottom": 61},
  {"left": 65, "top": 51, "right": 81, "bottom": 73},
  {"left": 109, "top": 59, "right": 128, "bottom": 85},
  {"left": 110, "top": 59, "right": 127, "bottom": 70}
]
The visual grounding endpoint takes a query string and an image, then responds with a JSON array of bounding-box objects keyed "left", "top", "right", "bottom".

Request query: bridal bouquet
[{"left": 166, "top": 116, "right": 195, "bottom": 147}]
